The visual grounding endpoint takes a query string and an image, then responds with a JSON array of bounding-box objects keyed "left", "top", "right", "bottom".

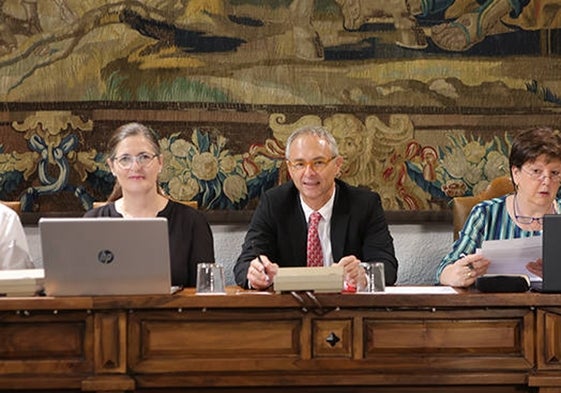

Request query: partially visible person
[
  {"left": 437, "top": 127, "right": 561, "bottom": 287},
  {"left": 234, "top": 125, "right": 398, "bottom": 290},
  {"left": 84, "top": 122, "right": 214, "bottom": 287},
  {"left": 0, "top": 202, "right": 34, "bottom": 269}
]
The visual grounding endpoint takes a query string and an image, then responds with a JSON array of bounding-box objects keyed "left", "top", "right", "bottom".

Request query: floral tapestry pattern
[
  {"left": 2, "top": 0, "right": 561, "bottom": 220},
  {"left": 0, "top": 106, "right": 544, "bottom": 220},
  {"left": 158, "top": 130, "right": 280, "bottom": 210}
]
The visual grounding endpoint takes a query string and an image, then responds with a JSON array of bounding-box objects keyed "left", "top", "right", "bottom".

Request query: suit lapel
[
  {"left": 293, "top": 208, "right": 308, "bottom": 266},
  {"left": 285, "top": 185, "right": 308, "bottom": 266}
]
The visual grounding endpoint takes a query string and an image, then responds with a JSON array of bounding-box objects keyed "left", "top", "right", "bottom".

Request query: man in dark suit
[{"left": 234, "top": 126, "right": 398, "bottom": 290}]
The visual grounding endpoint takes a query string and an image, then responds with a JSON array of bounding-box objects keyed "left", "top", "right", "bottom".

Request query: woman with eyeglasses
[
  {"left": 84, "top": 122, "right": 214, "bottom": 287},
  {"left": 437, "top": 127, "right": 561, "bottom": 287}
]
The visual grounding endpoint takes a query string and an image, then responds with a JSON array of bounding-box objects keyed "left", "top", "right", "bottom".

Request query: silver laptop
[
  {"left": 39, "top": 217, "right": 172, "bottom": 296},
  {"left": 536, "top": 214, "right": 561, "bottom": 293}
]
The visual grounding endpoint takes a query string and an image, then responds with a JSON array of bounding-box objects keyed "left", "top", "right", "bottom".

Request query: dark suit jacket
[{"left": 234, "top": 179, "right": 398, "bottom": 288}]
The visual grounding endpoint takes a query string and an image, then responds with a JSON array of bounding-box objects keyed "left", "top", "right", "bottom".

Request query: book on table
[{"left": 0, "top": 268, "right": 44, "bottom": 296}]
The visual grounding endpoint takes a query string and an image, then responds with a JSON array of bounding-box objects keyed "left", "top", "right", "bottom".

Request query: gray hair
[
  {"left": 285, "top": 126, "right": 339, "bottom": 159},
  {"left": 107, "top": 122, "right": 161, "bottom": 160}
]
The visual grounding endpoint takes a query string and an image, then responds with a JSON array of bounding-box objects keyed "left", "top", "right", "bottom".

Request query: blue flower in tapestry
[
  {"left": 0, "top": 147, "right": 28, "bottom": 200},
  {"left": 9, "top": 111, "right": 101, "bottom": 212},
  {"left": 407, "top": 132, "right": 512, "bottom": 203},
  {"left": 159, "top": 129, "right": 281, "bottom": 209}
]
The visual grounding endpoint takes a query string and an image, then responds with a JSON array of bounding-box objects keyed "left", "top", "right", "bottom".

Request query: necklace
[{"left": 513, "top": 193, "right": 556, "bottom": 226}]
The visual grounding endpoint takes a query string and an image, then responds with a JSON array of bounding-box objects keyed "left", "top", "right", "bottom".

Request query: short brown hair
[{"left": 509, "top": 127, "right": 561, "bottom": 170}]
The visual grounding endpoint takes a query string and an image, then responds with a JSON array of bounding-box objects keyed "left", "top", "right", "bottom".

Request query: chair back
[
  {"left": 92, "top": 201, "right": 107, "bottom": 210},
  {"left": 171, "top": 199, "right": 198, "bottom": 208},
  {"left": 452, "top": 176, "right": 514, "bottom": 240},
  {"left": 0, "top": 201, "right": 22, "bottom": 215}
]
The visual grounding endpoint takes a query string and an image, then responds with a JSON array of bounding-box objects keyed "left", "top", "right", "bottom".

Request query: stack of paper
[
  {"left": 0, "top": 269, "right": 44, "bottom": 297},
  {"left": 479, "top": 236, "right": 542, "bottom": 282}
]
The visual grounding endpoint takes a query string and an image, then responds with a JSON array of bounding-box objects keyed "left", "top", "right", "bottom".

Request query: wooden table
[{"left": 1, "top": 287, "right": 561, "bottom": 393}]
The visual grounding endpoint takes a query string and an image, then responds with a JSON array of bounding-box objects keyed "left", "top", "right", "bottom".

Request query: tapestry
[{"left": 1, "top": 0, "right": 561, "bottom": 222}]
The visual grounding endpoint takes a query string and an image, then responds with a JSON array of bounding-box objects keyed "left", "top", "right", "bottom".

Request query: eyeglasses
[
  {"left": 513, "top": 193, "right": 553, "bottom": 225},
  {"left": 113, "top": 153, "right": 158, "bottom": 170},
  {"left": 287, "top": 156, "right": 336, "bottom": 172},
  {"left": 521, "top": 166, "right": 561, "bottom": 183}
]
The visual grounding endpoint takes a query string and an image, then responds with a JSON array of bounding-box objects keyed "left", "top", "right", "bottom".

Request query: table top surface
[{"left": 0, "top": 286, "right": 559, "bottom": 311}]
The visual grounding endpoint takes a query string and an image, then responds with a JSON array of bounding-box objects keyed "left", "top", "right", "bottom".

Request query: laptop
[
  {"left": 534, "top": 214, "right": 561, "bottom": 292},
  {"left": 39, "top": 217, "right": 172, "bottom": 296}
]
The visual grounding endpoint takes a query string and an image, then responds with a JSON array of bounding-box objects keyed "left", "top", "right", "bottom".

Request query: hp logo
[{"left": 97, "top": 250, "right": 114, "bottom": 264}]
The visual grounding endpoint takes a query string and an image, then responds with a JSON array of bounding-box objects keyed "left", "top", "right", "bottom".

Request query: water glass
[
  {"left": 196, "top": 263, "right": 226, "bottom": 295},
  {"left": 359, "top": 262, "right": 386, "bottom": 293}
]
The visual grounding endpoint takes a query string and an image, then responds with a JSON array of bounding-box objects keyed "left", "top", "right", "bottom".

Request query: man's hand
[
  {"left": 336, "top": 255, "right": 366, "bottom": 290},
  {"left": 246, "top": 255, "right": 278, "bottom": 290}
]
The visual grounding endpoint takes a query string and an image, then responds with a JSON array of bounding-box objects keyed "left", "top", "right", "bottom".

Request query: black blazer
[{"left": 234, "top": 179, "right": 398, "bottom": 288}]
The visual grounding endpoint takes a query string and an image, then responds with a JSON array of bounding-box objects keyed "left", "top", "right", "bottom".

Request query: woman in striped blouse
[{"left": 438, "top": 127, "right": 561, "bottom": 287}]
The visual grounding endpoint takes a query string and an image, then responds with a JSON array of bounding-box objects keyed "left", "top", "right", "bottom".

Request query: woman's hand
[
  {"left": 439, "top": 254, "right": 491, "bottom": 287},
  {"left": 526, "top": 258, "right": 543, "bottom": 278}
]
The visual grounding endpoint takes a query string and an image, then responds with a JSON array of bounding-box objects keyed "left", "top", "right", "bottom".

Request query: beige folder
[{"left": 274, "top": 265, "right": 344, "bottom": 293}]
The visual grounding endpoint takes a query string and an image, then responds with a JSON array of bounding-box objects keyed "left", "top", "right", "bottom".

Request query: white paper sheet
[
  {"left": 383, "top": 286, "right": 459, "bottom": 294},
  {"left": 478, "top": 236, "right": 542, "bottom": 281},
  {"left": 354, "top": 286, "right": 459, "bottom": 294},
  {"left": 236, "top": 286, "right": 459, "bottom": 295}
]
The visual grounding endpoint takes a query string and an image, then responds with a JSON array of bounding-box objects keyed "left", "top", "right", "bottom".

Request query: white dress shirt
[
  {"left": 0, "top": 203, "right": 34, "bottom": 270},
  {"left": 300, "top": 190, "right": 336, "bottom": 266}
]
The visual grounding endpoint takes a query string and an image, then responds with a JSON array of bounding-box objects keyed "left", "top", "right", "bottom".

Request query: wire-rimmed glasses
[
  {"left": 521, "top": 166, "right": 561, "bottom": 183},
  {"left": 113, "top": 153, "right": 158, "bottom": 170},
  {"left": 286, "top": 156, "right": 337, "bottom": 172}
]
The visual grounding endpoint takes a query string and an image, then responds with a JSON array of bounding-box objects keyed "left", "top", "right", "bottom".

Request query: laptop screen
[
  {"left": 540, "top": 214, "right": 561, "bottom": 292},
  {"left": 39, "top": 217, "right": 172, "bottom": 296}
]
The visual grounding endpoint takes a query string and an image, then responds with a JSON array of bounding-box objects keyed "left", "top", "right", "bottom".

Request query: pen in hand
[
  {"left": 460, "top": 253, "right": 474, "bottom": 271},
  {"left": 257, "top": 254, "right": 270, "bottom": 283},
  {"left": 252, "top": 241, "right": 270, "bottom": 283}
]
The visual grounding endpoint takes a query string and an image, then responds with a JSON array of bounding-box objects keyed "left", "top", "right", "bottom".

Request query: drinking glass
[
  {"left": 196, "top": 263, "right": 226, "bottom": 295},
  {"left": 359, "top": 262, "right": 385, "bottom": 293}
]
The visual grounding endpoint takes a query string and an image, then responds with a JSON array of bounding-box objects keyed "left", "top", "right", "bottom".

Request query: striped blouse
[{"left": 436, "top": 195, "right": 561, "bottom": 283}]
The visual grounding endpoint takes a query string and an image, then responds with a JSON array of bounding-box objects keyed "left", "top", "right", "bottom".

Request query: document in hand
[{"left": 478, "top": 236, "right": 541, "bottom": 282}]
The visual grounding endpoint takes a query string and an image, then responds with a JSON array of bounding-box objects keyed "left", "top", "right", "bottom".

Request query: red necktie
[{"left": 307, "top": 211, "right": 324, "bottom": 267}]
